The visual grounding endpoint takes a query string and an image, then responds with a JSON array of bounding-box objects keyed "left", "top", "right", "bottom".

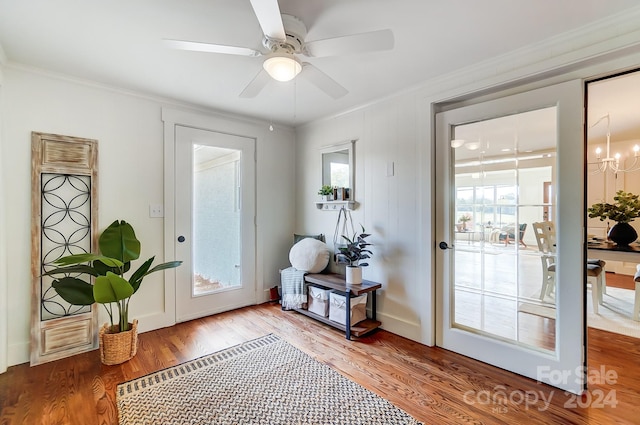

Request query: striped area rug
[{"left": 117, "top": 334, "right": 422, "bottom": 425}]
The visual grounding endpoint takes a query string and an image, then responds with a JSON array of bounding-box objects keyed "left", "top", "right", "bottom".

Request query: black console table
[{"left": 295, "top": 273, "right": 382, "bottom": 340}]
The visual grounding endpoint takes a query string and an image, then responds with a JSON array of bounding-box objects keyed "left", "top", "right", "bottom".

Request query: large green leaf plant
[{"left": 44, "top": 220, "right": 182, "bottom": 332}]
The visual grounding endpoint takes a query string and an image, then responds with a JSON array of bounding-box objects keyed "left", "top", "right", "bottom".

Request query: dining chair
[
  {"left": 587, "top": 258, "right": 607, "bottom": 298},
  {"left": 532, "top": 221, "right": 605, "bottom": 313},
  {"left": 532, "top": 221, "right": 557, "bottom": 300}
]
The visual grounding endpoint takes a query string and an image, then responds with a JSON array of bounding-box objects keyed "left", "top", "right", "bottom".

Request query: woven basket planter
[{"left": 99, "top": 319, "right": 138, "bottom": 365}]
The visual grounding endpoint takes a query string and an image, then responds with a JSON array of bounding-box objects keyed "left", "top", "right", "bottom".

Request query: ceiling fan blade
[
  {"left": 164, "top": 39, "right": 261, "bottom": 57},
  {"left": 239, "top": 69, "right": 271, "bottom": 98},
  {"left": 249, "top": 0, "right": 286, "bottom": 41},
  {"left": 301, "top": 63, "right": 348, "bottom": 99},
  {"left": 304, "top": 29, "right": 394, "bottom": 58}
]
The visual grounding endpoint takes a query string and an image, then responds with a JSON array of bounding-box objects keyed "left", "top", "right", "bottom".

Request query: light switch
[{"left": 386, "top": 161, "right": 395, "bottom": 177}]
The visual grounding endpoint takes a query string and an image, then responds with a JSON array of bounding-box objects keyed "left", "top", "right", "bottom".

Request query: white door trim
[
  {"left": 0, "top": 70, "right": 7, "bottom": 373},
  {"left": 0, "top": 156, "right": 6, "bottom": 374}
]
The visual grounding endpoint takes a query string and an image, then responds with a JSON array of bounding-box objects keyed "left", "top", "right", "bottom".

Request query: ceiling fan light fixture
[
  {"left": 464, "top": 141, "right": 481, "bottom": 151},
  {"left": 450, "top": 139, "right": 465, "bottom": 148},
  {"left": 263, "top": 53, "right": 302, "bottom": 82}
]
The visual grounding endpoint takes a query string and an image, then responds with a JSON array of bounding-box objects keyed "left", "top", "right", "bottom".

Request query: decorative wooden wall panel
[{"left": 30, "top": 132, "right": 98, "bottom": 366}]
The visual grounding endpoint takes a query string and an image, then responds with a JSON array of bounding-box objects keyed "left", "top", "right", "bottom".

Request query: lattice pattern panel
[{"left": 40, "top": 173, "right": 92, "bottom": 320}]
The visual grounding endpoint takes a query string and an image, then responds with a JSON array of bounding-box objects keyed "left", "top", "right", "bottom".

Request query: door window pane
[
  {"left": 452, "top": 106, "right": 558, "bottom": 352},
  {"left": 192, "top": 145, "right": 241, "bottom": 295}
]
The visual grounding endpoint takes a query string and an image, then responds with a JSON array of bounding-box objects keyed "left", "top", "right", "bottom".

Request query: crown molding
[
  {"left": 302, "top": 5, "right": 640, "bottom": 128},
  {"left": 423, "top": 5, "right": 640, "bottom": 100},
  {"left": 4, "top": 61, "right": 294, "bottom": 132}
]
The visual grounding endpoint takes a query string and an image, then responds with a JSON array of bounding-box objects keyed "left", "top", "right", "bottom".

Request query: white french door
[
  {"left": 435, "top": 80, "right": 586, "bottom": 394},
  {"left": 175, "top": 125, "right": 256, "bottom": 322}
]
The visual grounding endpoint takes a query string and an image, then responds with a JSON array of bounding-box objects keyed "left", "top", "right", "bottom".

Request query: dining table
[{"left": 587, "top": 240, "right": 640, "bottom": 262}]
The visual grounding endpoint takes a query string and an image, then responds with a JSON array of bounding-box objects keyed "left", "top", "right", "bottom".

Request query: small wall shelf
[{"left": 315, "top": 200, "right": 357, "bottom": 211}]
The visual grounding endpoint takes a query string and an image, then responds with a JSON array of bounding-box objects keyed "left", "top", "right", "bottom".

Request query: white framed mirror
[{"left": 320, "top": 140, "right": 355, "bottom": 207}]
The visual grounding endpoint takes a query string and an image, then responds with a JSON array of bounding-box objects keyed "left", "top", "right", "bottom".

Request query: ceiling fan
[{"left": 164, "top": 0, "right": 394, "bottom": 99}]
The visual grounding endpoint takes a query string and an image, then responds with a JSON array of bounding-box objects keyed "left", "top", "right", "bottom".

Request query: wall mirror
[{"left": 320, "top": 140, "right": 355, "bottom": 204}]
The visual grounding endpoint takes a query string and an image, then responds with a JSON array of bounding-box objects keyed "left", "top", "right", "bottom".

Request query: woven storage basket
[{"left": 99, "top": 319, "right": 138, "bottom": 365}]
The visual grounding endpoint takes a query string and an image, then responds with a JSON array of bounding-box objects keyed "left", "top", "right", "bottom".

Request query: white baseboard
[
  {"left": 376, "top": 311, "right": 432, "bottom": 346},
  {"left": 134, "top": 312, "right": 176, "bottom": 334},
  {"left": 176, "top": 301, "right": 257, "bottom": 323},
  {"left": 6, "top": 305, "right": 430, "bottom": 368}
]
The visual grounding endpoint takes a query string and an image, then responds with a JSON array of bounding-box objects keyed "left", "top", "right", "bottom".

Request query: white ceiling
[
  {"left": 588, "top": 71, "right": 640, "bottom": 144},
  {"left": 452, "top": 107, "right": 558, "bottom": 161},
  {"left": 449, "top": 69, "right": 640, "bottom": 163},
  {"left": 1, "top": 0, "right": 640, "bottom": 126}
]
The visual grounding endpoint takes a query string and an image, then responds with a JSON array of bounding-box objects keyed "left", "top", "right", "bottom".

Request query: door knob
[
  {"left": 439, "top": 241, "right": 454, "bottom": 250},
  {"left": 177, "top": 235, "right": 186, "bottom": 243}
]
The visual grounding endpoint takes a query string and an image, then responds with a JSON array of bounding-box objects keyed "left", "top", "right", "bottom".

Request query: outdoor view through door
[
  {"left": 193, "top": 145, "right": 241, "bottom": 295},
  {"left": 452, "top": 107, "right": 557, "bottom": 352}
]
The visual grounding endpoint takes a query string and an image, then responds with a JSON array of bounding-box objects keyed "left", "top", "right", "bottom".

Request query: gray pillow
[{"left": 293, "top": 233, "right": 325, "bottom": 245}]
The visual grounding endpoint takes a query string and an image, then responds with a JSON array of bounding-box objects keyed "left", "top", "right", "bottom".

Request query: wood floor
[
  {"left": 1, "top": 300, "right": 639, "bottom": 425},
  {"left": 606, "top": 271, "right": 636, "bottom": 290}
]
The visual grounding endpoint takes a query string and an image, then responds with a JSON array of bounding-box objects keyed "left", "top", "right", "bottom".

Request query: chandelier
[{"left": 588, "top": 113, "right": 640, "bottom": 174}]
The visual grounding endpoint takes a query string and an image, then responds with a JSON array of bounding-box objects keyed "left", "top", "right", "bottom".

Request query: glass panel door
[
  {"left": 436, "top": 80, "right": 585, "bottom": 394},
  {"left": 175, "top": 126, "right": 256, "bottom": 322}
]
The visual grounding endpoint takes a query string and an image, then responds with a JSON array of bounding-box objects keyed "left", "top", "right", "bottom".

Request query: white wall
[
  {"left": 587, "top": 138, "right": 640, "bottom": 236},
  {"left": 587, "top": 138, "right": 640, "bottom": 274},
  {"left": 0, "top": 59, "right": 8, "bottom": 373},
  {"left": 1, "top": 67, "right": 295, "bottom": 366},
  {"left": 296, "top": 97, "right": 425, "bottom": 341},
  {"left": 295, "top": 12, "right": 640, "bottom": 346}
]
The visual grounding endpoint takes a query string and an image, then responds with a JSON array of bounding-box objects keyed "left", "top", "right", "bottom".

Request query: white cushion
[{"left": 289, "top": 238, "right": 330, "bottom": 273}]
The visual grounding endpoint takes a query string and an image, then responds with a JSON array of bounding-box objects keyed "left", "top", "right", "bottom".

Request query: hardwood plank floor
[
  {"left": 605, "top": 271, "right": 636, "bottom": 290},
  {"left": 1, "top": 302, "right": 639, "bottom": 425}
]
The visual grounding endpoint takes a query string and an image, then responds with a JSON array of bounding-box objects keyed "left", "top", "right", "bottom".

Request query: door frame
[
  {"left": 435, "top": 80, "right": 586, "bottom": 394},
  {"left": 0, "top": 136, "right": 7, "bottom": 373}
]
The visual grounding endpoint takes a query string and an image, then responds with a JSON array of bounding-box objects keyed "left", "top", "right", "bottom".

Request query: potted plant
[
  {"left": 458, "top": 213, "right": 472, "bottom": 231},
  {"left": 318, "top": 185, "right": 334, "bottom": 201},
  {"left": 588, "top": 190, "right": 640, "bottom": 245},
  {"left": 336, "top": 225, "right": 372, "bottom": 284},
  {"left": 44, "top": 220, "right": 182, "bottom": 364}
]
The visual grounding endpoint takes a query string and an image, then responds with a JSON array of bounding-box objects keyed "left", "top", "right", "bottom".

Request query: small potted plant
[
  {"left": 44, "top": 220, "right": 182, "bottom": 364},
  {"left": 318, "top": 185, "right": 334, "bottom": 201},
  {"left": 588, "top": 190, "right": 640, "bottom": 245},
  {"left": 458, "top": 213, "right": 472, "bottom": 231},
  {"left": 336, "top": 225, "right": 372, "bottom": 284}
]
